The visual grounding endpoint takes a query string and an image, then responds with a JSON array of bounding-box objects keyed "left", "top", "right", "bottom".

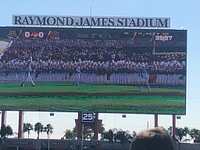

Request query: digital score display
[
  {"left": 0, "top": 27, "right": 187, "bottom": 115},
  {"left": 24, "top": 31, "right": 44, "bottom": 38},
  {"left": 154, "top": 35, "right": 173, "bottom": 41}
]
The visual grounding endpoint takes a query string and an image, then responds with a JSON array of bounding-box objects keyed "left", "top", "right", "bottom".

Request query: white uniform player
[
  {"left": 74, "top": 65, "right": 81, "bottom": 86},
  {"left": 20, "top": 56, "right": 36, "bottom": 87}
]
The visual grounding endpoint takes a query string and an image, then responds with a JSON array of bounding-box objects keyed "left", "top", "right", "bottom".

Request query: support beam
[
  {"left": 75, "top": 112, "right": 82, "bottom": 139},
  {"left": 1, "top": 111, "right": 7, "bottom": 126},
  {"left": 154, "top": 114, "right": 158, "bottom": 127},
  {"left": 18, "top": 111, "right": 24, "bottom": 138},
  {"left": 172, "top": 115, "right": 176, "bottom": 139},
  {"left": 94, "top": 113, "right": 99, "bottom": 140}
]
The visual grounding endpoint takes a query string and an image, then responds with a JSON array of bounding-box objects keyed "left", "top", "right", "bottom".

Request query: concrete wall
[{"left": 175, "top": 142, "right": 200, "bottom": 150}]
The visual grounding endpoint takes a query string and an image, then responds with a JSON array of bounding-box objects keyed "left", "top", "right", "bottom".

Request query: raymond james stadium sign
[{"left": 12, "top": 15, "right": 170, "bottom": 28}]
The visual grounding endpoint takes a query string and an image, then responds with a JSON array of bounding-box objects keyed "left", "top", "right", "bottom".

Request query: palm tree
[
  {"left": 0, "top": 124, "right": 13, "bottom": 138},
  {"left": 43, "top": 123, "right": 53, "bottom": 139},
  {"left": 115, "top": 129, "right": 132, "bottom": 144},
  {"left": 34, "top": 122, "right": 43, "bottom": 139},
  {"left": 168, "top": 126, "right": 190, "bottom": 141},
  {"left": 99, "top": 126, "right": 106, "bottom": 140},
  {"left": 23, "top": 123, "right": 33, "bottom": 138},
  {"left": 132, "top": 131, "right": 137, "bottom": 138},
  {"left": 64, "top": 129, "right": 76, "bottom": 139},
  {"left": 189, "top": 128, "right": 200, "bottom": 143},
  {"left": 102, "top": 128, "right": 118, "bottom": 150},
  {"left": 83, "top": 126, "right": 93, "bottom": 140},
  {"left": 102, "top": 129, "right": 115, "bottom": 142},
  {"left": 176, "top": 127, "right": 190, "bottom": 141},
  {"left": 63, "top": 127, "right": 77, "bottom": 139}
]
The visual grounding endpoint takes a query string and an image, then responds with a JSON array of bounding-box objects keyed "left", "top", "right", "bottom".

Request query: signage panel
[{"left": 12, "top": 15, "right": 170, "bottom": 28}]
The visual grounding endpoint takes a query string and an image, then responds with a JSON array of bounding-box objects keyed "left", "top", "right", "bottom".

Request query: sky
[{"left": 0, "top": 0, "right": 200, "bottom": 139}]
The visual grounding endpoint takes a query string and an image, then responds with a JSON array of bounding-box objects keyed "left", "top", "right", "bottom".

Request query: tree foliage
[
  {"left": 0, "top": 124, "right": 13, "bottom": 138},
  {"left": 189, "top": 128, "right": 200, "bottom": 143},
  {"left": 23, "top": 123, "right": 33, "bottom": 138},
  {"left": 101, "top": 128, "right": 135, "bottom": 143},
  {"left": 83, "top": 126, "right": 94, "bottom": 140},
  {"left": 43, "top": 123, "right": 53, "bottom": 138},
  {"left": 168, "top": 126, "right": 190, "bottom": 141},
  {"left": 34, "top": 122, "right": 43, "bottom": 139},
  {"left": 64, "top": 129, "right": 76, "bottom": 139}
]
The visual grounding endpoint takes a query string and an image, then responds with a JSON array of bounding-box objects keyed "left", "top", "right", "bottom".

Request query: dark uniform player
[{"left": 148, "top": 64, "right": 157, "bottom": 85}]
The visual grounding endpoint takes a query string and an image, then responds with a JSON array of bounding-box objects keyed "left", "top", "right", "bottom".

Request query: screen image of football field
[{"left": 0, "top": 27, "right": 186, "bottom": 114}]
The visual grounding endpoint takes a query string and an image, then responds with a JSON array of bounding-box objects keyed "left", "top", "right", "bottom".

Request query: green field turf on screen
[{"left": 0, "top": 83, "right": 185, "bottom": 114}]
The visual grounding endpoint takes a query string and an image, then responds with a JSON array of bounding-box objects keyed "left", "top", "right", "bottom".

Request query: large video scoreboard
[{"left": 0, "top": 27, "right": 187, "bottom": 114}]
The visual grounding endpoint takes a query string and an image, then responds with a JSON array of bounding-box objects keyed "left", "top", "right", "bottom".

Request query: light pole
[
  {"left": 81, "top": 123, "right": 84, "bottom": 150},
  {"left": 48, "top": 133, "right": 50, "bottom": 150},
  {"left": 147, "top": 121, "right": 149, "bottom": 129},
  {"left": 48, "top": 112, "right": 54, "bottom": 150}
]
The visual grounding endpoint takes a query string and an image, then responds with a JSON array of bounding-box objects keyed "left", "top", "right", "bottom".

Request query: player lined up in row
[{"left": 0, "top": 57, "right": 185, "bottom": 75}]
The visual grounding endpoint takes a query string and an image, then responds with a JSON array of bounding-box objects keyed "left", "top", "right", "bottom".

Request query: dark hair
[{"left": 130, "top": 127, "right": 174, "bottom": 150}]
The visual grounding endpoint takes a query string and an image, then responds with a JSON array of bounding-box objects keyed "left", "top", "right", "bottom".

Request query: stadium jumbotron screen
[{"left": 0, "top": 27, "right": 187, "bottom": 114}]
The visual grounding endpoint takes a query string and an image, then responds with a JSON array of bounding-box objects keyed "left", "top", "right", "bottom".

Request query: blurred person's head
[{"left": 130, "top": 127, "right": 174, "bottom": 150}]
